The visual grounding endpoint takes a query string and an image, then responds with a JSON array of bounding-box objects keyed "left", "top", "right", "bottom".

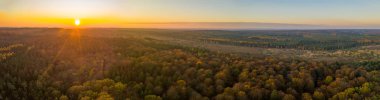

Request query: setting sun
[
  {"left": 3, "top": 0, "right": 380, "bottom": 99},
  {"left": 75, "top": 19, "right": 80, "bottom": 26}
]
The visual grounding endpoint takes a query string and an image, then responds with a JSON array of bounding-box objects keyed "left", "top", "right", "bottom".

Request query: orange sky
[{"left": 1, "top": 0, "right": 380, "bottom": 29}]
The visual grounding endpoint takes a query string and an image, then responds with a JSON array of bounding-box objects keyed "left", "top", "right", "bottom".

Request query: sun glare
[{"left": 75, "top": 19, "right": 80, "bottom": 26}]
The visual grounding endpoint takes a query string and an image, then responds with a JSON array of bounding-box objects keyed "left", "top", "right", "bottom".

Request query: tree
[
  {"left": 97, "top": 92, "right": 114, "bottom": 100},
  {"left": 166, "top": 86, "right": 179, "bottom": 100},
  {"left": 291, "top": 78, "right": 305, "bottom": 91},
  {"left": 144, "top": 95, "right": 163, "bottom": 100},
  {"left": 324, "top": 76, "right": 333, "bottom": 84},
  {"left": 239, "top": 71, "right": 249, "bottom": 82},
  {"left": 215, "top": 93, "right": 234, "bottom": 100},
  {"left": 302, "top": 93, "right": 313, "bottom": 100},
  {"left": 270, "top": 90, "right": 281, "bottom": 100},
  {"left": 249, "top": 88, "right": 263, "bottom": 100},
  {"left": 59, "top": 95, "right": 69, "bottom": 100},
  {"left": 282, "top": 94, "right": 296, "bottom": 100},
  {"left": 360, "top": 85, "right": 371, "bottom": 95},
  {"left": 112, "top": 82, "right": 127, "bottom": 99},
  {"left": 237, "top": 91, "right": 248, "bottom": 100},
  {"left": 313, "top": 91, "right": 325, "bottom": 100}
]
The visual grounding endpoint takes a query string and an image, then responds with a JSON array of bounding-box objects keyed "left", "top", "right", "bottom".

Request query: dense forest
[
  {"left": 198, "top": 30, "right": 380, "bottom": 51},
  {"left": 1, "top": 28, "right": 380, "bottom": 100}
]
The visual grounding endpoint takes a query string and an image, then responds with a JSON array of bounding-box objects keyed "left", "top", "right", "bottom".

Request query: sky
[{"left": 1, "top": 0, "right": 380, "bottom": 29}]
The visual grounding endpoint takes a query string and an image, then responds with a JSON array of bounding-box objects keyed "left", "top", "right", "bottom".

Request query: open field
[{"left": 1, "top": 28, "right": 380, "bottom": 100}]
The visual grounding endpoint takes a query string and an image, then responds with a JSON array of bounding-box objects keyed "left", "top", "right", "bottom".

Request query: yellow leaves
[
  {"left": 362, "top": 82, "right": 371, "bottom": 88},
  {"left": 313, "top": 91, "right": 325, "bottom": 100},
  {"left": 324, "top": 76, "right": 334, "bottom": 84},
  {"left": 96, "top": 92, "right": 114, "bottom": 100},
  {"left": 344, "top": 88, "right": 355, "bottom": 95},
  {"left": 291, "top": 78, "right": 305, "bottom": 91},
  {"left": 112, "top": 82, "right": 127, "bottom": 93},
  {"left": 176, "top": 80, "right": 187, "bottom": 87},
  {"left": 265, "top": 79, "right": 278, "bottom": 90},
  {"left": 360, "top": 82, "right": 371, "bottom": 95},
  {"left": 237, "top": 91, "right": 248, "bottom": 100},
  {"left": 196, "top": 60, "right": 203, "bottom": 66},
  {"left": 332, "top": 82, "right": 372, "bottom": 99},
  {"left": 144, "top": 95, "right": 163, "bottom": 100},
  {"left": 302, "top": 93, "right": 313, "bottom": 100},
  {"left": 243, "top": 84, "right": 251, "bottom": 90},
  {"left": 215, "top": 71, "right": 227, "bottom": 80},
  {"left": 59, "top": 95, "right": 69, "bottom": 100},
  {"left": 0, "top": 44, "right": 23, "bottom": 61},
  {"left": 359, "top": 86, "right": 370, "bottom": 95},
  {"left": 0, "top": 44, "right": 23, "bottom": 51},
  {"left": 0, "top": 52, "right": 15, "bottom": 61},
  {"left": 238, "top": 71, "right": 249, "bottom": 82},
  {"left": 68, "top": 79, "right": 127, "bottom": 99},
  {"left": 68, "top": 85, "right": 86, "bottom": 95},
  {"left": 283, "top": 94, "right": 296, "bottom": 100}
]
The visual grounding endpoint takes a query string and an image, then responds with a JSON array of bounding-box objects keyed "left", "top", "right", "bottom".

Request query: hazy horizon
[
  {"left": 1, "top": 0, "right": 380, "bottom": 29},
  {"left": 3, "top": 1, "right": 380, "bottom": 99},
  {"left": 1, "top": 22, "right": 380, "bottom": 30}
]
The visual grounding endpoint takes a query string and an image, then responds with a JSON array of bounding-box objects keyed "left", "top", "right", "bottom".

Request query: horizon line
[
  {"left": 1, "top": 27, "right": 380, "bottom": 31},
  {"left": 2, "top": 22, "right": 380, "bottom": 30}
]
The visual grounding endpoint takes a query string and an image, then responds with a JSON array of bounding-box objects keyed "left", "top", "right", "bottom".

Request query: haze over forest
[{"left": 2, "top": 0, "right": 380, "bottom": 100}]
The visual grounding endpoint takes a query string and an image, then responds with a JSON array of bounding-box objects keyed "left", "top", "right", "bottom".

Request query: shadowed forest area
[{"left": 1, "top": 28, "right": 380, "bottom": 100}]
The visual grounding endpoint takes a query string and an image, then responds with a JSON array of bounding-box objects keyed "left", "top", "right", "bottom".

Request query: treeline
[
  {"left": 202, "top": 38, "right": 376, "bottom": 51},
  {"left": 194, "top": 30, "right": 380, "bottom": 51}
]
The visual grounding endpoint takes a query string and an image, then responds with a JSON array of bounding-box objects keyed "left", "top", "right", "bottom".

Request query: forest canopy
[{"left": 1, "top": 29, "right": 380, "bottom": 100}]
